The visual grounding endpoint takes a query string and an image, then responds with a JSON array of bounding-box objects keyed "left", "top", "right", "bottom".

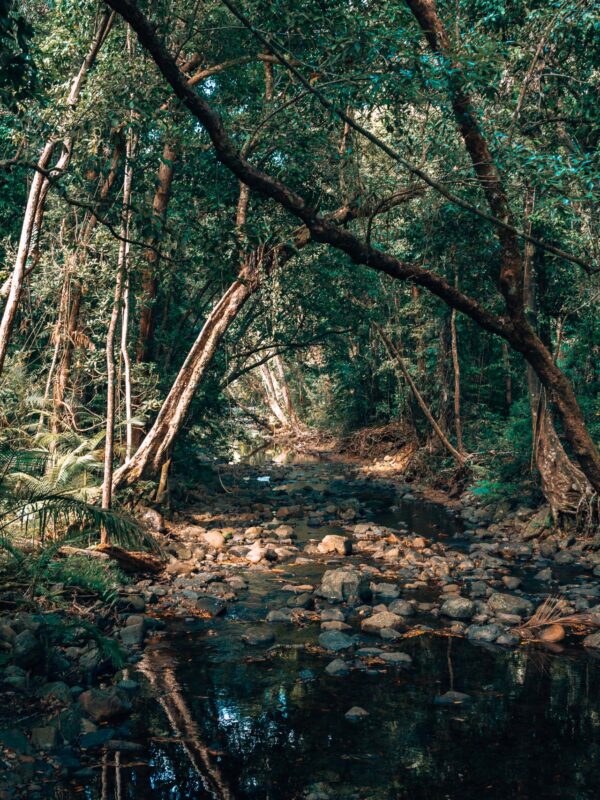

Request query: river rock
[
  {"left": 388, "top": 599, "right": 414, "bottom": 616},
  {"left": 119, "top": 623, "right": 145, "bottom": 647},
  {"left": 325, "top": 658, "right": 349, "bottom": 676},
  {"left": 138, "top": 506, "right": 165, "bottom": 533},
  {"left": 79, "top": 688, "right": 131, "bottom": 723},
  {"left": 266, "top": 609, "right": 293, "bottom": 623},
  {"left": 345, "top": 706, "right": 369, "bottom": 720},
  {"left": 488, "top": 593, "right": 533, "bottom": 617},
  {"left": 242, "top": 627, "right": 275, "bottom": 646},
  {"left": 200, "top": 531, "right": 225, "bottom": 549},
  {"left": 13, "top": 629, "right": 42, "bottom": 668},
  {"left": 440, "top": 596, "right": 475, "bottom": 620},
  {"left": 318, "top": 630, "right": 354, "bottom": 652},
  {"left": 246, "top": 544, "right": 266, "bottom": 564},
  {"left": 317, "top": 535, "right": 352, "bottom": 556},
  {"left": 379, "top": 652, "right": 412, "bottom": 666},
  {"left": 316, "top": 568, "right": 371, "bottom": 603},
  {"left": 30, "top": 725, "right": 58, "bottom": 750},
  {"left": 522, "top": 506, "right": 551, "bottom": 540},
  {"left": 372, "top": 582, "right": 400, "bottom": 599},
  {"left": 466, "top": 623, "right": 502, "bottom": 642},
  {"left": 583, "top": 631, "right": 600, "bottom": 649},
  {"left": 38, "top": 681, "right": 72, "bottom": 706},
  {"left": 434, "top": 690, "right": 471, "bottom": 705},
  {"left": 320, "top": 608, "right": 345, "bottom": 622},
  {"left": 361, "top": 611, "right": 403, "bottom": 634}
]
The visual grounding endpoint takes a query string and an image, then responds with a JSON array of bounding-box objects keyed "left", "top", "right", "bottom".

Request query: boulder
[
  {"left": 242, "top": 627, "right": 275, "bottom": 646},
  {"left": 200, "top": 531, "right": 225, "bottom": 550},
  {"left": 318, "top": 630, "right": 354, "bottom": 652},
  {"left": 371, "top": 582, "right": 400, "bottom": 599},
  {"left": 388, "top": 599, "right": 414, "bottom": 616},
  {"left": 466, "top": 623, "right": 502, "bottom": 643},
  {"left": 379, "top": 652, "right": 412, "bottom": 666},
  {"left": 317, "top": 535, "right": 352, "bottom": 556},
  {"left": 13, "top": 629, "right": 42, "bottom": 668},
  {"left": 316, "top": 568, "right": 371, "bottom": 604},
  {"left": 325, "top": 658, "right": 349, "bottom": 676},
  {"left": 246, "top": 544, "right": 266, "bottom": 564},
  {"left": 138, "top": 506, "right": 165, "bottom": 533},
  {"left": 345, "top": 706, "right": 369, "bottom": 720},
  {"left": 361, "top": 611, "right": 404, "bottom": 634},
  {"left": 583, "top": 631, "right": 600, "bottom": 649},
  {"left": 522, "top": 506, "right": 551, "bottom": 540},
  {"left": 79, "top": 688, "right": 131, "bottom": 723},
  {"left": 488, "top": 593, "right": 533, "bottom": 618},
  {"left": 434, "top": 691, "right": 471, "bottom": 705},
  {"left": 440, "top": 596, "right": 475, "bottom": 620}
]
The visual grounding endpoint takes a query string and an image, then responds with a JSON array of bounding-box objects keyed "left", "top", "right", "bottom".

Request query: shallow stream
[{"left": 70, "top": 462, "right": 600, "bottom": 799}]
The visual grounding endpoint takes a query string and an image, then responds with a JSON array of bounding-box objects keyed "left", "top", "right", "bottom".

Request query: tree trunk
[
  {"left": 376, "top": 324, "right": 466, "bottom": 466},
  {"left": 52, "top": 141, "right": 123, "bottom": 427},
  {"left": 102, "top": 132, "right": 135, "bottom": 521},
  {"left": 0, "top": 11, "right": 113, "bottom": 375},
  {"left": 523, "top": 191, "right": 592, "bottom": 520},
  {"left": 113, "top": 269, "right": 259, "bottom": 489},
  {"left": 137, "top": 140, "right": 178, "bottom": 363},
  {"left": 120, "top": 263, "right": 134, "bottom": 463},
  {"left": 502, "top": 343, "right": 512, "bottom": 414},
  {"left": 450, "top": 263, "right": 464, "bottom": 453}
]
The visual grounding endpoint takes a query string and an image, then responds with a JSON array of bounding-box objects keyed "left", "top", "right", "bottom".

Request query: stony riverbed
[{"left": 2, "top": 460, "right": 600, "bottom": 798}]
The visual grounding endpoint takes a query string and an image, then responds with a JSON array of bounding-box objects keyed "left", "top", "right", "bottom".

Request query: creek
[{"left": 64, "top": 459, "right": 600, "bottom": 799}]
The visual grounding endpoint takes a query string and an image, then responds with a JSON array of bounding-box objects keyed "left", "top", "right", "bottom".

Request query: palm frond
[{"left": 0, "top": 489, "right": 161, "bottom": 554}]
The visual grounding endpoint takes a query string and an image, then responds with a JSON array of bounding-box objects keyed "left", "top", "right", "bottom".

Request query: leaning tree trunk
[
  {"left": 375, "top": 323, "right": 466, "bottom": 467},
  {"left": 0, "top": 11, "right": 113, "bottom": 375},
  {"left": 112, "top": 269, "right": 259, "bottom": 489}
]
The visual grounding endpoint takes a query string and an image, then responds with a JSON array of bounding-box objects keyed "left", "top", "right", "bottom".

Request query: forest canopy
[{"left": 0, "top": 0, "right": 599, "bottom": 520}]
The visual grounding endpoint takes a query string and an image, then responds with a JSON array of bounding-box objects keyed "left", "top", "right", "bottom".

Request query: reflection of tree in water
[
  {"left": 92, "top": 633, "right": 600, "bottom": 799},
  {"left": 178, "top": 636, "right": 600, "bottom": 799}
]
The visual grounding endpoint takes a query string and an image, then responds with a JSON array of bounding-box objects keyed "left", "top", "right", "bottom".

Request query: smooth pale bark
[
  {"left": 102, "top": 133, "right": 135, "bottom": 520},
  {"left": 257, "top": 353, "right": 301, "bottom": 430},
  {"left": 0, "top": 11, "right": 113, "bottom": 375},
  {"left": 113, "top": 271, "right": 258, "bottom": 489},
  {"left": 258, "top": 362, "right": 290, "bottom": 428},
  {"left": 120, "top": 264, "right": 134, "bottom": 462},
  {"left": 376, "top": 324, "right": 466, "bottom": 466},
  {"left": 450, "top": 265, "right": 464, "bottom": 453}
]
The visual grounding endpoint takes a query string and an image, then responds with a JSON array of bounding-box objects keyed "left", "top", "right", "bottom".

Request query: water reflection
[{"left": 76, "top": 630, "right": 600, "bottom": 800}]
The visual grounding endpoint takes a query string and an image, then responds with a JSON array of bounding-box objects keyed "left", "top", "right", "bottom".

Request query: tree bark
[
  {"left": 450, "top": 266, "right": 464, "bottom": 453},
  {"left": 522, "top": 191, "right": 592, "bottom": 518},
  {"left": 52, "top": 140, "right": 123, "bottom": 426},
  {"left": 136, "top": 140, "right": 178, "bottom": 363},
  {"left": 0, "top": 10, "right": 114, "bottom": 375},
  {"left": 102, "top": 132, "right": 135, "bottom": 520}
]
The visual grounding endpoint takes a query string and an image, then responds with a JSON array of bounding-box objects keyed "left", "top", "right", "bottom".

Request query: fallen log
[{"left": 94, "top": 543, "right": 166, "bottom": 574}]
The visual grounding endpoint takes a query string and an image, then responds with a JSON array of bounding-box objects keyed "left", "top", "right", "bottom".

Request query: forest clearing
[{"left": 0, "top": 0, "right": 599, "bottom": 797}]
